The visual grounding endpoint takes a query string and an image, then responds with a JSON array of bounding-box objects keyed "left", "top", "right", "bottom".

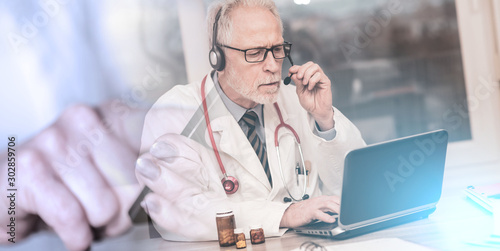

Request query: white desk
[{"left": 1, "top": 161, "right": 498, "bottom": 251}]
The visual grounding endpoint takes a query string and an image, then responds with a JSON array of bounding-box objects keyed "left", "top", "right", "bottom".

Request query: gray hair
[{"left": 206, "top": 0, "right": 283, "bottom": 48}]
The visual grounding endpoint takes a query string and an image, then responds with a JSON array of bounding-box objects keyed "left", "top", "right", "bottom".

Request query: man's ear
[{"left": 217, "top": 69, "right": 227, "bottom": 84}]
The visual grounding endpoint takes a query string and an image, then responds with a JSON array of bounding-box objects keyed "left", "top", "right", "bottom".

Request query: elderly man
[{"left": 136, "top": 0, "right": 365, "bottom": 241}]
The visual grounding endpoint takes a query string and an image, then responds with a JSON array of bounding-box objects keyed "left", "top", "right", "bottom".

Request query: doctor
[{"left": 136, "top": 0, "right": 365, "bottom": 241}]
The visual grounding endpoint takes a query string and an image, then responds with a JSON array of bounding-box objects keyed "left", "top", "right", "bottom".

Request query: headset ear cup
[
  {"left": 217, "top": 47, "right": 225, "bottom": 71},
  {"left": 209, "top": 46, "right": 225, "bottom": 71}
]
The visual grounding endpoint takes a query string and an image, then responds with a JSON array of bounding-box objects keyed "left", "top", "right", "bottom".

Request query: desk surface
[{"left": 1, "top": 161, "right": 499, "bottom": 251}]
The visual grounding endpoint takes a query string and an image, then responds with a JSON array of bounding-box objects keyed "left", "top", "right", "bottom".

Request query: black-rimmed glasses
[{"left": 220, "top": 42, "right": 292, "bottom": 63}]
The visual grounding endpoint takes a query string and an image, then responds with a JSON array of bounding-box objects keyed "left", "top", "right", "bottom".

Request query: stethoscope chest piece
[{"left": 222, "top": 176, "right": 239, "bottom": 194}]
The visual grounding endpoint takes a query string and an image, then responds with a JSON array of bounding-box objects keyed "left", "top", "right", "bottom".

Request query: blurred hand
[
  {"left": 0, "top": 101, "right": 145, "bottom": 251},
  {"left": 135, "top": 133, "right": 218, "bottom": 240},
  {"left": 289, "top": 61, "right": 335, "bottom": 131},
  {"left": 279, "top": 195, "right": 340, "bottom": 228}
]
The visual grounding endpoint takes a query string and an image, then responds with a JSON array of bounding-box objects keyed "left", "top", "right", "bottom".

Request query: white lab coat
[{"left": 140, "top": 71, "right": 366, "bottom": 241}]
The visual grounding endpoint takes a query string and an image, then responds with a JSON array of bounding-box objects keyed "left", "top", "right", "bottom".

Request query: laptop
[{"left": 294, "top": 129, "right": 448, "bottom": 239}]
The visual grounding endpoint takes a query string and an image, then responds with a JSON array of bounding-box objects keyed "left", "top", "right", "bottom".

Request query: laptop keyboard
[{"left": 296, "top": 213, "right": 339, "bottom": 230}]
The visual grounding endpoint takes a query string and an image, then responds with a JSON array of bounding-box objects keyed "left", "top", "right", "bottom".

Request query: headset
[{"left": 209, "top": 8, "right": 225, "bottom": 71}]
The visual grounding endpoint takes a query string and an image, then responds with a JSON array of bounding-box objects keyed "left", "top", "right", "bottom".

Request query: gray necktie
[{"left": 241, "top": 110, "right": 272, "bottom": 186}]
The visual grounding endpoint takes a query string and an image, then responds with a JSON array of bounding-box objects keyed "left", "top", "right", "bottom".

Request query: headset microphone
[
  {"left": 284, "top": 75, "right": 293, "bottom": 85},
  {"left": 284, "top": 56, "right": 295, "bottom": 85}
]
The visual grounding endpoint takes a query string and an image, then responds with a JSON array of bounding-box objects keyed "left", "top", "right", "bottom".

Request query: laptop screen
[{"left": 339, "top": 130, "right": 448, "bottom": 226}]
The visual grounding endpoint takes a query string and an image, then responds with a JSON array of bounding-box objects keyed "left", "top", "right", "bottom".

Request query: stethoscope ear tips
[{"left": 283, "top": 194, "right": 309, "bottom": 203}]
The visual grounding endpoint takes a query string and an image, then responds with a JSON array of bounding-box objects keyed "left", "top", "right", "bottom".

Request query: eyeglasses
[{"left": 220, "top": 42, "right": 292, "bottom": 63}]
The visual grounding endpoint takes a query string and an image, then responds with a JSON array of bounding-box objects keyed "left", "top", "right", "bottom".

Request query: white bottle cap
[{"left": 216, "top": 210, "right": 234, "bottom": 217}]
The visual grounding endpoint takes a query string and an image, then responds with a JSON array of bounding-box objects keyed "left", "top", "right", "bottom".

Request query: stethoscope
[{"left": 201, "top": 74, "right": 309, "bottom": 202}]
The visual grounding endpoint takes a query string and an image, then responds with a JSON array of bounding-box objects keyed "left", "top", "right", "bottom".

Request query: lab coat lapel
[{"left": 211, "top": 116, "right": 273, "bottom": 191}]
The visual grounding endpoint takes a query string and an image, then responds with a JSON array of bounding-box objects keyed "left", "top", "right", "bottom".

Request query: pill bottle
[
  {"left": 249, "top": 225, "right": 265, "bottom": 244},
  {"left": 216, "top": 211, "right": 236, "bottom": 247},
  {"left": 234, "top": 228, "right": 247, "bottom": 249}
]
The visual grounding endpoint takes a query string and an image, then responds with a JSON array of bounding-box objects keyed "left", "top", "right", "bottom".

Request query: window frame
[{"left": 447, "top": 0, "right": 500, "bottom": 167}]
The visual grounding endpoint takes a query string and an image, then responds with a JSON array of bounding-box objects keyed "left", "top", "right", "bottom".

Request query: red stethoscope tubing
[
  {"left": 273, "top": 102, "right": 301, "bottom": 147},
  {"left": 201, "top": 74, "right": 307, "bottom": 200},
  {"left": 201, "top": 75, "right": 228, "bottom": 176},
  {"left": 273, "top": 103, "right": 308, "bottom": 202},
  {"left": 202, "top": 75, "right": 240, "bottom": 194},
  {"left": 201, "top": 75, "right": 298, "bottom": 175}
]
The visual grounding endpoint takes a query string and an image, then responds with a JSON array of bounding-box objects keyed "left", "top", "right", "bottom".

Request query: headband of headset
[{"left": 209, "top": 8, "right": 225, "bottom": 71}]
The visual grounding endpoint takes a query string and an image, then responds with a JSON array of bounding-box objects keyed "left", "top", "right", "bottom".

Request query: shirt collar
[{"left": 212, "top": 72, "right": 264, "bottom": 126}]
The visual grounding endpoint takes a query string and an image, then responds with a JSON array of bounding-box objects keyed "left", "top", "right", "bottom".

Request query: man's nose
[{"left": 262, "top": 51, "right": 280, "bottom": 73}]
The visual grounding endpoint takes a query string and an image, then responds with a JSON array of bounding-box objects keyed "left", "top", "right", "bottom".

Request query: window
[
  {"left": 277, "top": 0, "right": 470, "bottom": 145},
  {"left": 274, "top": 0, "right": 500, "bottom": 166},
  {"left": 188, "top": 0, "right": 500, "bottom": 166}
]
